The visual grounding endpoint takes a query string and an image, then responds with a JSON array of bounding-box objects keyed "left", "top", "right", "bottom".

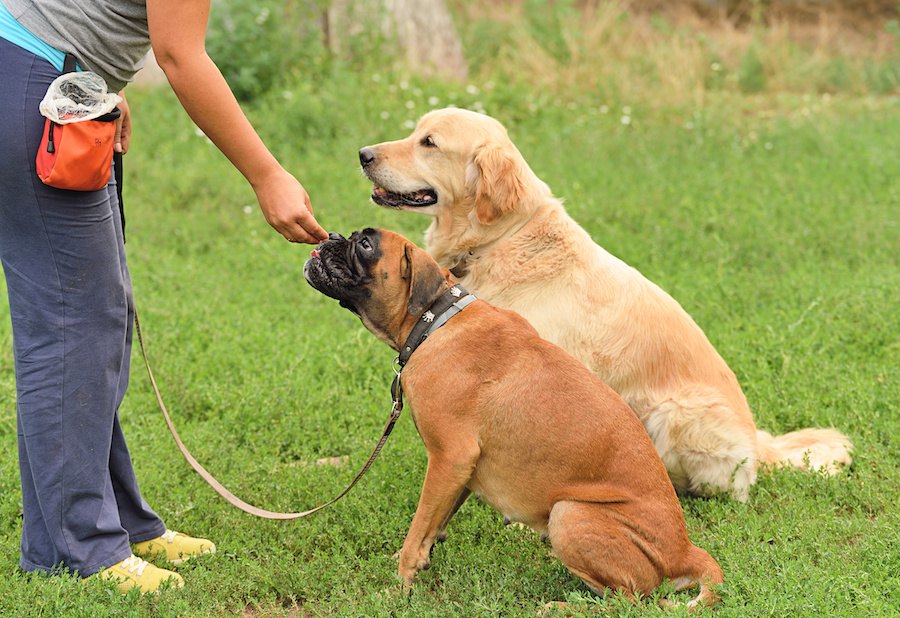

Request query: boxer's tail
[{"left": 684, "top": 545, "right": 723, "bottom": 610}]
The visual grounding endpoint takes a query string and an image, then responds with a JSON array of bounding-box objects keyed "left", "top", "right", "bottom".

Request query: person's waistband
[{"left": 0, "top": 1, "right": 75, "bottom": 73}]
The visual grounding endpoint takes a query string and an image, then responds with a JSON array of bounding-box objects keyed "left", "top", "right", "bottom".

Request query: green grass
[{"left": 0, "top": 70, "right": 897, "bottom": 617}]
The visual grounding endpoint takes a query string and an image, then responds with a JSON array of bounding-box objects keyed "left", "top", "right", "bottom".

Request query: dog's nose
[
  {"left": 359, "top": 147, "right": 376, "bottom": 168},
  {"left": 328, "top": 232, "right": 344, "bottom": 242}
]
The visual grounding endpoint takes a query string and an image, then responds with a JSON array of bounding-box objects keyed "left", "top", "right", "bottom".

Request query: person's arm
[{"left": 147, "top": 0, "right": 327, "bottom": 244}]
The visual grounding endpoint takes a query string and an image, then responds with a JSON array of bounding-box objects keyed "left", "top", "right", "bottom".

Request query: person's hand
[
  {"left": 253, "top": 168, "right": 328, "bottom": 244},
  {"left": 114, "top": 91, "right": 131, "bottom": 154}
]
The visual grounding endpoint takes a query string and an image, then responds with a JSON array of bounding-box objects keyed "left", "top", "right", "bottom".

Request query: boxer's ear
[{"left": 403, "top": 243, "right": 446, "bottom": 317}]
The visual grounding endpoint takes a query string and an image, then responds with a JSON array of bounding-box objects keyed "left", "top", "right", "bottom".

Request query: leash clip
[
  {"left": 386, "top": 367, "right": 403, "bottom": 437},
  {"left": 390, "top": 358, "right": 404, "bottom": 414}
]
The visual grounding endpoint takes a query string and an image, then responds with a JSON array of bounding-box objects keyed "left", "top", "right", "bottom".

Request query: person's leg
[
  {"left": 0, "top": 37, "right": 163, "bottom": 577},
  {"left": 104, "top": 163, "right": 167, "bottom": 543}
]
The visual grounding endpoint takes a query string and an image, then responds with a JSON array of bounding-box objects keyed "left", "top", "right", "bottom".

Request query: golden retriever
[{"left": 358, "top": 107, "right": 852, "bottom": 501}]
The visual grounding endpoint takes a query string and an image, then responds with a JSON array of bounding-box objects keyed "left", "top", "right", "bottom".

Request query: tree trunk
[{"left": 326, "top": 0, "right": 468, "bottom": 80}]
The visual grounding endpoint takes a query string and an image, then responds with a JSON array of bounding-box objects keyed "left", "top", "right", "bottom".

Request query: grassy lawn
[{"left": 1, "top": 62, "right": 898, "bottom": 617}]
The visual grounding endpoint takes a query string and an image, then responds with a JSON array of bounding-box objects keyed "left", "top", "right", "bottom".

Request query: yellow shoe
[
  {"left": 133, "top": 529, "right": 216, "bottom": 565},
  {"left": 98, "top": 554, "right": 184, "bottom": 594}
]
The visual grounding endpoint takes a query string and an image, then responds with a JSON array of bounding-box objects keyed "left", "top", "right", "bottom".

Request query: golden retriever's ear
[
  {"left": 403, "top": 243, "right": 447, "bottom": 317},
  {"left": 471, "top": 145, "right": 526, "bottom": 225}
]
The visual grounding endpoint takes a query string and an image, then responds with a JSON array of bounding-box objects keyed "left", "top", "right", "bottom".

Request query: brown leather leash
[{"left": 133, "top": 310, "right": 402, "bottom": 520}]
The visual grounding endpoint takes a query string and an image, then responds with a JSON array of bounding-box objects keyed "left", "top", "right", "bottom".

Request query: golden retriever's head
[{"left": 359, "top": 108, "right": 548, "bottom": 226}]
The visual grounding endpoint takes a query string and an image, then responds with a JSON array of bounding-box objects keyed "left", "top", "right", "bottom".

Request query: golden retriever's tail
[{"left": 757, "top": 427, "right": 853, "bottom": 474}]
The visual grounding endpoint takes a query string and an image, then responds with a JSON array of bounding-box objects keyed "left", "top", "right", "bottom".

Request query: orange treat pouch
[
  {"left": 36, "top": 53, "right": 122, "bottom": 192},
  {"left": 36, "top": 108, "right": 120, "bottom": 191}
]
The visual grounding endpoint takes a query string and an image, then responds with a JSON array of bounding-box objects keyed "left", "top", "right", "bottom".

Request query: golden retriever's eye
[{"left": 420, "top": 135, "right": 437, "bottom": 148}]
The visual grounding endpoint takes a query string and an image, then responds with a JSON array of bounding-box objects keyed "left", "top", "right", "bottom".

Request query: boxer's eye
[{"left": 359, "top": 237, "right": 373, "bottom": 252}]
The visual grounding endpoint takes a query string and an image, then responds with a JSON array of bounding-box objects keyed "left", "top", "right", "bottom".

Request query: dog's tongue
[{"left": 311, "top": 249, "right": 320, "bottom": 258}]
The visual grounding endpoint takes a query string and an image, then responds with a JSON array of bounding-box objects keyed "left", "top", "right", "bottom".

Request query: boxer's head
[{"left": 304, "top": 228, "right": 450, "bottom": 349}]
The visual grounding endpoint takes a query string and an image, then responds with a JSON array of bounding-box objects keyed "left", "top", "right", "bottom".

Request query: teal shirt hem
[{"left": 0, "top": 1, "right": 69, "bottom": 72}]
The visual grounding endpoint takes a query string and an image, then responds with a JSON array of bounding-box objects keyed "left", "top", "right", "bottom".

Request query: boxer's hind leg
[
  {"left": 398, "top": 443, "right": 479, "bottom": 586},
  {"left": 546, "top": 501, "right": 660, "bottom": 599}
]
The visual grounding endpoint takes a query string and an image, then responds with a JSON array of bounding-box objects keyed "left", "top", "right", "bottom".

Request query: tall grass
[
  {"left": 202, "top": 0, "right": 898, "bottom": 106},
  {"left": 452, "top": 0, "right": 898, "bottom": 109}
]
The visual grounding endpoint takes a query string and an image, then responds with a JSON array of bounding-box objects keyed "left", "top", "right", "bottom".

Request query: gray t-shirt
[{"left": 3, "top": 0, "right": 150, "bottom": 92}]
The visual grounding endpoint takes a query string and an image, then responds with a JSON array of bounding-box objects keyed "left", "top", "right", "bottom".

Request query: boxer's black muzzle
[{"left": 304, "top": 229, "right": 383, "bottom": 314}]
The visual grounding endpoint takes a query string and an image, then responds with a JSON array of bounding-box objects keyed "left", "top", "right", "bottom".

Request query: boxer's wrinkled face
[{"left": 304, "top": 228, "right": 448, "bottom": 349}]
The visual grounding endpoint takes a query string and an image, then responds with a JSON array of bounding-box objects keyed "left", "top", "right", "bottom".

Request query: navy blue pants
[{"left": 0, "top": 36, "right": 165, "bottom": 577}]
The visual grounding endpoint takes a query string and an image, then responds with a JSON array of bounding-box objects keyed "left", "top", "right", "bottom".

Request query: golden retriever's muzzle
[
  {"left": 358, "top": 147, "right": 438, "bottom": 208},
  {"left": 303, "top": 230, "right": 380, "bottom": 313}
]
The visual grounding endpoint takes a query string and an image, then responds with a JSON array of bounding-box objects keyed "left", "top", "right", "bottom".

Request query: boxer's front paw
[
  {"left": 397, "top": 550, "right": 431, "bottom": 586},
  {"left": 398, "top": 563, "right": 417, "bottom": 589}
]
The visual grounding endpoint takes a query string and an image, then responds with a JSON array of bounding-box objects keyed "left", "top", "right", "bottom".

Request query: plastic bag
[{"left": 39, "top": 72, "right": 121, "bottom": 124}]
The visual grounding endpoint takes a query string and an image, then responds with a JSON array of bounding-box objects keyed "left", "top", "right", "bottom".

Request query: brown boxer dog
[{"left": 304, "top": 228, "right": 723, "bottom": 608}]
